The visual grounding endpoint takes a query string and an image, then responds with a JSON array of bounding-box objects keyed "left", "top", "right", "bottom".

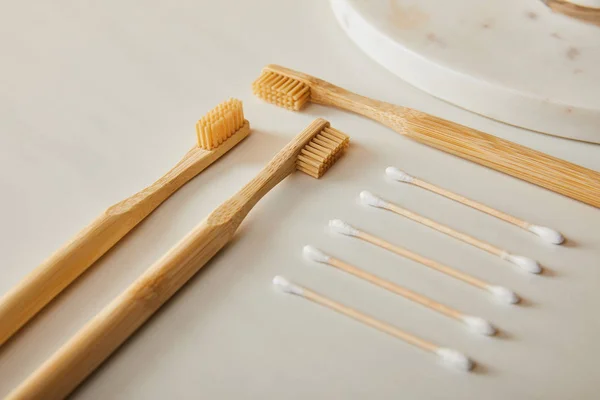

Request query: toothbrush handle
[
  {"left": 400, "top": 110, "right": 600, "bottom": 208},
  {"left": 0, "top": 144, "right": 224, "bottom": 346},
  {"left": 8, "top": 171, "right": 285, "bottom": 400},
  {"left": 312, "top": 79, "right": 600, "bottom": 208},
  {"left": 8, "top": 119, "right": 325, "bottom": 399},
  {"left": 543, "top": 0, "right": 600, "bottom": 27},
  {"left": 7, "top": 218, "right": 237, "bottom": 400}
]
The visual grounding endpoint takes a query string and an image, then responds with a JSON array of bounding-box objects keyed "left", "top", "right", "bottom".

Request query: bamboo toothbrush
[
  {"left": 541, "top": 0, "right": 600, "bottom": 27},
  {"left": 359, "top": 191, "right": 542, "bottom": 274},
  {"left": 252, "top": 64, "right": 600, "bottom": 208},
  {"left": 328, "top": 220, "right": 520, "bottom": 304},
  {"left": 0, "top": 99, "right": 250, "bottom": 347},
  {"left": 272, "top": 276, "right": 474, "bottom": 371},
  {"left": 386, "top": 167, "right": 564, "bottom": 244},
  {"left": 302, "top": 246, "right": 496, "bottom": 335},
  {"left": 8, "top": 118, "right": 349, "bottom": 400}
]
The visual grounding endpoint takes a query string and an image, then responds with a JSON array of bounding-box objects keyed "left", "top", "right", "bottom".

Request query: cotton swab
[
  {"left": 328, "top": 220, "right": 520, "bottom": 304},
  {"left": 385, "top": 167, "right": 565, "bottom": 245},
  {"left": 272, "top": 276, "right": 474, "bottom": 371},
  {"left": 359, "top": 191, "right": 542, "bottom": 274},
  {"left": 302, "top": 246, "right": 496, "bottom": 335}
]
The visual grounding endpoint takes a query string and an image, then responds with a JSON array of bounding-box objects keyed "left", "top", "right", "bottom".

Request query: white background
[{"left": 1, "top": 1, "right": 599, "bottom": 399}]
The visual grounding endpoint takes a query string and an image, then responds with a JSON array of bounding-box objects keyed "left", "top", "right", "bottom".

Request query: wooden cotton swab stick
[
  {"left": 386, "top": 167, "right": 565, "bottom": 245},
  {"left": 359, "top": 191, "right": 542, "bottom": 274},
  {"left": 302, "top": 246, "right": 496, "bottom": 335},
  {"left": 272, "top": 276, "right": 474, "bottom": 371},
  {"left": 328, "top": 220, "right": 520, "bottom": 304}
]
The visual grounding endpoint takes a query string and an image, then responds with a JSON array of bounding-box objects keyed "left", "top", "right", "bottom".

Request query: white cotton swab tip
[
  {"left": 486, "top": 285, "right": 520, "bottom": 304},
  {"left": 272, "top": 276, "right": 304, "bottom": 295},
  {"left": 359, "top": 191, "right": 388, "bottom": 208},
  {"left": 385, "top": 167, "right": 414, "bottom": 183},
  {"left": 460, "top": 315, "right": 496, "bottom": 336},
  {"left": 528, "top": 225, "right": 565, "bottom": 245},
  {"left": 302, "top": 245, "right": 331, "bottom": 264},
  {"left": 502, "top": 254, "right": 542, "bottom": 274},
  {"left": 435, "top": 348, "right": 474, "bottom": 371},
  {"left": 329, "top": 219, "right": 359, "bottom": 236}
]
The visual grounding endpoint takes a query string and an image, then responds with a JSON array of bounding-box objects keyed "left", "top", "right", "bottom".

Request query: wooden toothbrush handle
[
  {"left": 309, "top": 80, "right": 600, "bottom": 208},
  {"left": 544, "top": 0, "right": 600, "bottom": 26},
  {"left": 8, "top": 119, "right": 325, "bottom": 399},
  {"left": 400, "top": 110, "right": 600, "bottom": 208},
  {"left": 0, "top": 145, "right": 216, "bottom": 346},
  {"left": 7, "top": 219, "right": 236, "bottom": 400},
  {"left": 9, "top": 170, "right": 287, "bottom": 399}
]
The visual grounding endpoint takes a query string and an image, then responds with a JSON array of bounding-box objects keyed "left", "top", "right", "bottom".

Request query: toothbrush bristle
[
  {"left": 296, "top": 125, "right": 349, "bottom": 178},
  {"left": 196, "top": 98, "right": 246, "bottom": 150},
  {"left": 252, "top": 71, "right": 310, "bottom": 111}
]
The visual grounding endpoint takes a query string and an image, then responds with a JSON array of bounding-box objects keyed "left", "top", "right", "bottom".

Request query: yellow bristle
[
  {"left": 196, "top": 98, "right": 245, "bottom": 150},
  {"left": 296, "top": 125, "right": 349, "bottom": 179},
  {"left": 252, "top": 71, "right": 310, "bottom": 111}
]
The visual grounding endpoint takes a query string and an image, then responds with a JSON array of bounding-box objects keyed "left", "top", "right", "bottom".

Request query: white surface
[
  {"left": 332, "top": 0, "right": 600, "bottom": 142},
  {"left": 0, "top": 1, "right": 599, "bottom": 399}
]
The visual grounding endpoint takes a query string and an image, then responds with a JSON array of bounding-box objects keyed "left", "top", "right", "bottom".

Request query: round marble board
[{"left": 331, "top": 0, "right": 600, "bottom": 143}]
